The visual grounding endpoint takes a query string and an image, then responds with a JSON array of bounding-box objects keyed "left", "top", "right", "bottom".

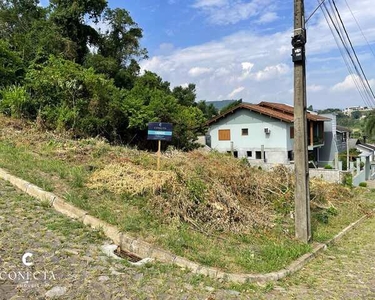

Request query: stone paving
[{"left": 1, "top": 179, "right": 375, "bottom": 299}]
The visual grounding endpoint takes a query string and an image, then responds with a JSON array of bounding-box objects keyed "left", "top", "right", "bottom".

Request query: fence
[{"left": 248, "top": 160, "right": 344, "bottom": 184}]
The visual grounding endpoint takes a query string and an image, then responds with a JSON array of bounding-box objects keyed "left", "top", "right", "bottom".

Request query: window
[
  {"left": 218, "top": 129, "right": 231, "bottom": 141},
  {"left": 242, "top": 128, "right": 249, "bottom": 136},
  {"left": 227, "top": 151, "right": 238, "bottom": 158},
  {"left": 247, "top": 151, "right": 252, "bottom": 158},
  {"left": 290, "top": 126, "right": 295, "bottom": 139},
  {"left": 288, "top": 150, "right": 294, "bottom": 161},
  {"left": 256, "top": 151, "right": 262, "bottom": 159}
]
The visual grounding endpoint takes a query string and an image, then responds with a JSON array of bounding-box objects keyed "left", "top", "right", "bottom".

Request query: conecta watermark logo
[
  {"left": 0, "top": 252, "right": 58, "bottom": 288},
  {"left": 22, "top": 253, "right": 33, "bottom": 267}
]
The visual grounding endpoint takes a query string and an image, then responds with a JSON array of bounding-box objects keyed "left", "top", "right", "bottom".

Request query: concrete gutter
[{"left": 0, "top": 167, "right": 369, "bottom": 283}]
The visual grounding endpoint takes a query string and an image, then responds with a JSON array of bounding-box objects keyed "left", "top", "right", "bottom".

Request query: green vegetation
[
  {"left": 324, "top": 164, "right": 333, "bottom": 170},
  {"left": 365, "top": 113, "right": 375, "bottom": 142},
  {"left": 0, "top": 118, "right": 373, "bottom": 274},
  {"left": 220, "top": 99, "right": 243, "bottom": 114},
  {"left": 0, "top": 0, "right": 218, "bottom": 150},
  {"left": 317, "top": 108, "right": 374, "bottom": 140},
  {"left": 338, "top": 148, "right": 361, "bottom": 171},
  {"left": 359, "top": 182, "right": 368, "bottom": 188}
]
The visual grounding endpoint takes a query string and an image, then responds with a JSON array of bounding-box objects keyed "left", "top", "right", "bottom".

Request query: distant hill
[{"left": 206, "top": 100, "right": 237, "bottom": 110}]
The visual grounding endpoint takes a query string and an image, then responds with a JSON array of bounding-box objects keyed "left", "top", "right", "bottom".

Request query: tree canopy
[{"left": 0, "top": 0, "right": 216, "bottom": 149}]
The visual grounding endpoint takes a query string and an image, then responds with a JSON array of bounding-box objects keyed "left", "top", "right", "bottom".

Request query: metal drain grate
[{"left": 115, "top": 246, "right": 142, "bottom": 263}]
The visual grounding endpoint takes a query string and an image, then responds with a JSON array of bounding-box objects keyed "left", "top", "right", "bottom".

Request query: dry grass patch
[{"left": 87, "top": 162, "right": 176, "bottom": 196}]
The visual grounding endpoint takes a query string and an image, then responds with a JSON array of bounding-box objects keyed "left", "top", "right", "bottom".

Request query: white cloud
[
  {"left": 256, "top": 12, "right": 279, "bottom": 24},
  {"left": 307, "top": 84, "right": 324, "bottom": 92},
  {"left": 228, "top": 87, "right": 245, "bottom": 98},
  {"left": 242, "top": 62, "right": 255, "bottom": 73},
  {"left": 332, "top": 75, "right": 375, "bottom": 92},
  {"left": 214, "top": 67, "right": 231, "bottom": 77},
  {"left": 332, "top": 75, "right": 359, "bottom": 92},
  {"left": 192, "top": 0, "right": 274, "bottom": 25},
  {"left": 188, "top": 67, "right": 213, "bottom": 77},
  {"left": 193, "top": 0, "right": 227, "bottom": 8},
  {"left": 253, "top": 64, "right": 290, "bottom": 81},
  {"left": 141, "top": 0, "right": 375, "bottom": 108}
]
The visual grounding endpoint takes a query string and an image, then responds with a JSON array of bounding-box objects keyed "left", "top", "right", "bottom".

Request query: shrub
[
  {"left": 25, "top": 56, "right": 124, "bottom": 138},
  {"left": 0, "top": 85, "right": 35, "bottom": 118},
  {"left": 324, "top": 164, "right": 333, "bottom": 169},
  {"left": 359, "top": 182, "right": 367, "bottom": 188},
  {"left": 342, "top": 173, "right": 353, "bottom": 187}
]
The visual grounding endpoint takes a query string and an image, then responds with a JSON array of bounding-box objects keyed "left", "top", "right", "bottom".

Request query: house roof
[
  {"left": 259, "top": 102, "right": 330, "bottom": 122},
  {"left": 207, "top": 102, "right": 331, "bottom": 125},
  {"left": 336, "top": 125, "right": 352, "bottom": 133},
  {"left": 348, "top": 138, "right": 360, "bottom": 149},
  {"left": 358, "top": 142, "right": 375, "bottom": 151}
]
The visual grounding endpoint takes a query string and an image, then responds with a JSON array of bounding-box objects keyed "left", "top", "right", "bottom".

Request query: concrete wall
[
  {"left": 353, "top": 170, "right": 366, "bottom": 186},
  {"left": 248, "top": 161, "right": 294, "bottom": 171},
  {"left": 248, "top": 160, "right": 343, "bottom": 183},
  {"left": 309, "top": 169, "right": 342, "bottom": 183},
  {"left": 208, "top": 109, "right": 292, "bottom": 164}
]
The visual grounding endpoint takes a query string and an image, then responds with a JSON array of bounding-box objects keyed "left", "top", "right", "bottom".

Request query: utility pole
[{"left": 292, "top": 0, "right": 311, "bottom": 243}]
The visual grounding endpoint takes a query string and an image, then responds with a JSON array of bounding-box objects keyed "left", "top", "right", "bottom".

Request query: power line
[
  {"left": 321, "top": 0, "right": 372, "bottom": 106},
  {"left": 306, "top": 0, "right": 328, "bottom": 23},
  {"left": 324, "top": 0, "right": 371, "bottom": 107},
  {"left": 322, "top": 3, "right": 368, "bottom": 105},
  {"left": 318, "top": 0, "right": 375, "bottom": 107},
  {"left": 331, "top": 0, "right": 375, "bottom": 104},
  {"left": 344, "top": 0, "right": 375, "bottom": 59}
]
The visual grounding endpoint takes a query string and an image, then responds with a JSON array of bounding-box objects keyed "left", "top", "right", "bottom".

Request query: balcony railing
[{"left": 313, "top": 136, "right": 324, "bottom": 145}]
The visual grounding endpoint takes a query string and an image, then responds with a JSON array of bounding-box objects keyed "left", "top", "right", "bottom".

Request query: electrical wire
[
  {"left": 331, "top": 0, "right": 375, "bottom": 103},
  {"left": 321, "top": 1, "right": 372, "bottom": 107},
  {"left": 344, "top": 0, "right": 375, "bottom": 59},
  {"left": 318, "top": 0, "right": 375, "bottom": 107},
  {"left": 306, "top": 0, "right": 328, "bottom": 24},
  {"left": 325, "top": 0, "right": 371, "bottom": 106}
]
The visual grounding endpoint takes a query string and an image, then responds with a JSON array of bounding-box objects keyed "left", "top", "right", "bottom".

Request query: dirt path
[{"left": 1, "top": 179, "right": 375, "bottom": 299}]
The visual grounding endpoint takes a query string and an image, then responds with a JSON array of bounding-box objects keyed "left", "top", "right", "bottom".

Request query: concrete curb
[{"left": 0, "top": 168, "right": 369, "bottom": 283}]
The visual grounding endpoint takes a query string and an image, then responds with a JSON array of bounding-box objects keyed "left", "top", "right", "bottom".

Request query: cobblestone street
[{"left": 1, "top": 179, "right": 375, "bottom": 299}]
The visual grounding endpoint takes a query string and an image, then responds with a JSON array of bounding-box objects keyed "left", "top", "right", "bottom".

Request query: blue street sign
[{"left": 147, "top": 122, "right": 173, "bottom": 141}]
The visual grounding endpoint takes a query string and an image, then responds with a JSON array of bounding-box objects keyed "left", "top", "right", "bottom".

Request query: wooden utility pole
[{"left": 292, "top": 0, "right": 311, "bottom": 243}]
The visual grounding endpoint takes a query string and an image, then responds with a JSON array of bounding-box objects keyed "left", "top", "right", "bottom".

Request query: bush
[
  {"left": 324, "top": 164, "right": 333, "bottom": 169},
  {"left": 359, "top": 182, "right": 367, "bottom": 188},
  {"left": 25, "top": 56, "right": 124, "bottom": 138},
  {"left": 342, "top": 173, "right": 353, "bottom": 187},
  {"left": 0, "top": 85, "right": 34, "bottom": 118}
]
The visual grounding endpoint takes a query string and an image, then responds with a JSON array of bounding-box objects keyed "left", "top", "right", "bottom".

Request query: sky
[{"left": 47, "top": 0, "right": 375, "bottom": 109}]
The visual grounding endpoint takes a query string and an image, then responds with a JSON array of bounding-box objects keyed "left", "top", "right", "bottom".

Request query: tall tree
[
  {"left": 172, "top": 84, "right": 196, "bottom": 107},
  {"left": 196, "top": 100, "right": 218, "bottom": 120},
  {"left": 365, "top": 113, "right": 375, "bottom": 139},
  {"left": 50, "top": 0, "right": 107, "bottom": 63},
  {"left": 99, "top": 8, "right": 147, "bottom": 66},
  {"left": 0, "top": 40, "right": 24, "bottom": 87}
]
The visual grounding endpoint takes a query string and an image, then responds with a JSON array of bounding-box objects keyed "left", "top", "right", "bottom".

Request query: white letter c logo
[{"left": 22, "top": 253, "right": 33, "bottom": 267}]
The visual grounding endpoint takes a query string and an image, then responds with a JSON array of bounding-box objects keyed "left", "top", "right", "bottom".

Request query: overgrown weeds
[{"left": 0, "top": 115, "right": 373, "bottom": 273}]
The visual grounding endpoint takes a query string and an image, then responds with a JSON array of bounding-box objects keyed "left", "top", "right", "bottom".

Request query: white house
[{"left": 206, "top": 102, "right": 330, "bottom": 164}]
